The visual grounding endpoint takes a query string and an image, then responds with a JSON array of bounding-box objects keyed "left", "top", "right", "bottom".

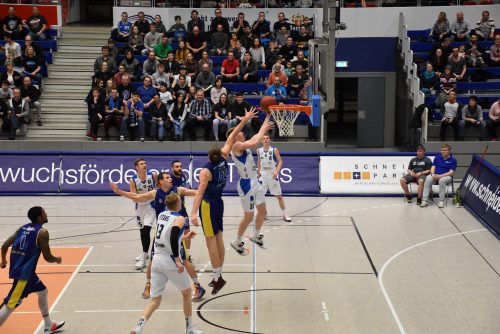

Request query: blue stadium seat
[{"left": 410, "top": 41, "right": 493, "bottom": 52}]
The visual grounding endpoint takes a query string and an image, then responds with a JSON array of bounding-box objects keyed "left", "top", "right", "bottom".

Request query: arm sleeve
[{"left": 170, "top": 226, "right": 181, "bottom": 258}]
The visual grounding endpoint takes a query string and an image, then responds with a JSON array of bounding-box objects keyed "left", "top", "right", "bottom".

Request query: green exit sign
[{"left": 336, "top": 61, "right": 349, "bottom": 68}]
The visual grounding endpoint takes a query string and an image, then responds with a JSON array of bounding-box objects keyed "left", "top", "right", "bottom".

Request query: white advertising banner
[{"left": 320, "top": 155, "right": 435, "bottom": 195}]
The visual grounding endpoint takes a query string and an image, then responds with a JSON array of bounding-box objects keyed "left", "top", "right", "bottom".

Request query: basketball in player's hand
[{"left": 260, "top": 96, "right": 276, "bottom": 113}]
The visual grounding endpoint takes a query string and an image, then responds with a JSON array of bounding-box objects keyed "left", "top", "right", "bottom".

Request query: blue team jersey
[
  {"left": 203, "top": 157, "right": 228, "bottom": 203},
  {"left": 170, "top": 172, "right": 188, "bottom": 188},
  {"left": 9, "top": 223, "right": 43, "bottom": 280},
  {"left": 154, "top": 186, "right": 188, "bottom": 218}
]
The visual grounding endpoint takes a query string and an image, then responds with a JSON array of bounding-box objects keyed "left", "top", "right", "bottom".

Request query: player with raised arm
[
  {"left": 130, "top": 193, "right": 203, "bottom": 334},
  {"left": 110, "top": 172, "right": 206, "bottom": 302},
  {"left": 257, "top": 134, "right": 291, "bottom": 222},
  {"left": 0, "top": 207, "right": 65, "bottom": 334},
  {"left": 190, "top": 107, "right": 257, "bottom": 295},
  {"left": 229, "top": 114, "right": 274, "bottom": 255},
  {"left": 130, "top": 158, "right": 158, "bottom": 270}
]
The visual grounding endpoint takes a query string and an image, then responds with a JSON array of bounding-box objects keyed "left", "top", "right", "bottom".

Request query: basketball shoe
[{"left": 44, "top": 320, "right": 65, "bottom": 334}]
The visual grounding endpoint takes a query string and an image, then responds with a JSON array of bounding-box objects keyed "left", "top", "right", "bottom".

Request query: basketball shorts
[
  {"left": 237, "top": 178, "right": 265, "bottom": 212},
  {"left": 183, "top": 216, "right": 190, "bottom": 230},
  {"left": 200, "top": 199, "right": 224, "bottom": 237},
  {"left": 150, "top": 256, "right": 190, "bottom": 298},
  {"left": 403, "top": 174, "right": 426, "bottom": 184},
  {"left": 259, "top": 172, "right": 282, "bottom": 196},
  {"left": 3, "top": 274, "right": 46, "bottom": 309},
  {"left": 136, "top": 204, "right": 156, "bottom": 229}
]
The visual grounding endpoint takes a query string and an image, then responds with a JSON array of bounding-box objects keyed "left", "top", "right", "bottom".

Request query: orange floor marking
[{"left": 0, "top": 247, "right": 89, "bottom": 334}]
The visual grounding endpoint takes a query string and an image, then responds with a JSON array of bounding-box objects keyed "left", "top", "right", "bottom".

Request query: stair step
[
  {"left": 63, "top": 26, "right": 112, "bottom": 34},
  {"left": 43, "top": 115, "right": 88, "bottom": 121},
  {"left": 40, "top": 92, "right": 88, "bottom": 99},
  {"left": 49, "top": 73, "right": 93, "bottom": 79},
  {"left": 58, "top": 48, "right": 102, "bottom": 55},
  {"left": 53, "top": 58, "right": 95, "bottom": 65},
  {"left": 48, "top": 65, "right": 93, "bottom": 72},
  {"left": 54, "top": 53, "right": 97, "bottom": 59},
  {"left": 59, "top": 40, "right": 106, "bottom": 47},
  {"left": 43, "top": 108, "right": 87, "bottom": 113},
  {"left": 58, "top": 45, "right": 102, "bottom": 52},
  {"left": 44, "top": 85, "right": 90, "bottom": 92},
  {"left": 27, "top": 129, "right": 87, "bottom": 137},
  {"left": 61, "top": 32, "right": 111, "bottom": 39}
]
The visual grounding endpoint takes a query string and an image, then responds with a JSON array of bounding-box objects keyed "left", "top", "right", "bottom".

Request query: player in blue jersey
[
  {"left": 190, "top": 107, "right": 257, "bottom": 295},
  {"left": 0, "top": 206, "right": 65, "bottom": 334},
  {"left": 170, "top": 160, "right": 194, "bottom": 255},
  {"left": 110, "top": 172, "right": 206, "bottom": 302}
]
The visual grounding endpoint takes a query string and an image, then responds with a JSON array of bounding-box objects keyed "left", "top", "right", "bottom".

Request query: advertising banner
[
  {"left": 320, "top": 155, "right": 435, "bottom": 195},
  {"left": 459, "top": 155, "right": 500, "bottom": 236}
]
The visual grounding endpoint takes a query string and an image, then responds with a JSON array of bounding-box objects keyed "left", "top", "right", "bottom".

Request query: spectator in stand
[
  {"left": 400, "top": 145, "right": 432, "bottom": 205},
  {"left": 275, "top": 26, "right": 289, "bottom": 48},
  {"left": 22, "top": 35, "right": 44, "bottom": 65},
  {"left": 435, "top": 65, "right": 456, "bottom": 107},
  {"left": 230, "top": 91, "right": 258, "bottom": 135},
  {"left": 460, "top": 95, "right": 485, "bottom": 141},
  {"left": 0, "top": 81, "right": 13, "bottom": 103},
  {"left": 473, "top": 10, "right": 495, "bottom": 41},
  {"left": 4, "top": 33, "right": 22, "bottom": 66},
  {"left": 249, "top": 38, "right": 266, "bottom": 69},
  {"left": 107, "top": 39, "right": 119, "bottom": 58},
  {"left": 186, "top": 26, "right": 206, "bottom": 60},
  {"left": 167, "top": 15, "right": 187, "bottom": 44},
  {"left": 465, "top": 34, "right": 485, "bottom": 67},
  {"left": 164, "top": 51, "right": 180, "bottom": 81},
  {"left": 210, "top": 77, "right": 227, "bottom": 105},
  {"left": 232, "top": 40, "right": 246, "bottom": 62},
  {"left": 451, "top": 11, "right": 470, "bottom": 42},
  {"left": 195, "top": 63, "right": 216, "bottom": 92},
  {"left": 136, "top": 76, "right": 157, "bottom": 111},
  {"left": 24, "top": 6, "right": 48, "bottom": 41},
  {"left": 187, "top": 10, "right": 205, "bottom": 33},
  {"left": 104, "top": 88, "right": 125, "bottom": 140},
  {"left": 252, "top": 12, "right": 271, "bottom": 40},
  {"left": 171, "top": 74, "right": 190, "bottom": 101},
  {"left": 117, "top": 74, "right": 135, "bottom": 101},
  {"left": 133, "top": 11, "right": 150, "bottom": 36},
  {"left": 112, "top": 12, "right": 132, "bottom": 42},
  {"left": 420, "top": 63, "right": 439, "bottom": 97},
  {"left": 198, "top": 50, "right": 213, "bottom": 71},
  {"left": 284, "top": 61, "right": 293, "bottom": 77},
  {"left": 212, "top": 93, "right": 234, "bottom": 141},
  {"left": 265, "top": 41, "right": 280, "bottom": 70},
  {"left": 87, "top": 79, "right": 105, "bottom": 104},
  {"left": 158, "top": 82, "right": 173, "bottom": 106},
  {"left": 183, "top": 52, "right": 199, "bottom": 81},
  {"left": 128, "top": 25, "right": 144, "bottom": 55},
  {"left": 265, "top": 77, "right": 287, "bottom": 104},
  {"left": 149, "top": 93, "right": 168, "bottom": 141},
  {"left": 421, "top": 144, "right": 456, "bottom": 208},
  {"left": 488, "top": 35, "right": 500, "bottom": 67},
  {"left": 266, "top": 63, "right": 288, "bottom": 88},
  {"left": 5, "top": 88, "right": 30, "bottom": 140},
  {"left": 141, "top": 51, "right": 159, "bottom": 80},
  {"left": 87, "top": 88, "right": 105, "bottom": 141},
  {"left": 296, "top": 26, "right": 311, "bottom": 51},
  {"left": 175, "top": 40, "right": 189, "bottom": 63},
  {"left": 429, "top": 48, "right": 447, "bottom": 75},
  {"left": 210, "top": 9, "right": 230, "bottom": 36},
  {"left": 229, "top": 32, "right": 239, "bottom": 51},
  {"left": 3, "top": 6, "right": 25, "bottom": 40},
  {"left": 292, "top": 50, "right": 308, "bottom": 74},
  {"left": 151, "top": 63, "right": 169, "bottom": 89},
  {"left": 120, "top": 92, "right": 146, "bottom": 142},
  {"left": 430, "top": 37, "right": 452, "bottom": 59},
  {"left": 104, "top": 79, "right": 116, "bottom": 101},
  {"left": 447, "top": 47, "right": 466, "bottom": 81},
  {"left": 279, "top": 37, "right": 297, "bottom": 62},
  {"left": 288, "top": 64, "right": 306, "bottom": 98},
  {"left": 430, "top": 11, "right": 450, "bottom": 42},
  {"left": 186, "top": 89, "right": 212, "bottom": 141},
  {"left": 221, "top": 51, "right": 240, "bottom": 83},
  {"left": 94, "top": 46, "right": 116, "bottom": 74},
  {"left": 154, "top": 15, "right": 167, "bottom": 36},
  {"left": 211, "top": 24, "right": 229, "bottom": 56},
  {"left": 232, "top": 12, "right": 249, "bottom": 38},
  {"left": 142, "top": 23, "right": 160, "bottom": 56},
  {"left": 22, "top": 46, "right": 43, "bottom": 90},
  {"left": 486, "top": 97, "right": 500, "bottom": 141},
  {"left": 20, "top": 76, "right": 42, "bottom": 126},
  {"left": 440, "top": 90, "right": 460, "bottom": 141},
  {"left": 273, "top": 12, "right": 290, "bottom": 36},
  {"left": 239, "top": 25, "right": 257, "bottom": 50},
  {"left": 93, "top": 62, "right": 114, "bottom": 87},
  {"left": 121, "top": 50, "right": 140, "bottom": 81},
  {"left": 1, "top": 61, "right": 22, "bottom": 89},
  {"left": 240, "top": 52, "right": 258, "bottom": 83},
  {"left": 168, "top": 92, "right": 188, "bottom": 141},
  {"left": 154, "top": 35, "right": 173, "bottom": 63}
]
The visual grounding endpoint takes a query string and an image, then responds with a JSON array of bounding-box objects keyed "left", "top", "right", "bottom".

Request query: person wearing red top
[{"left": 221, "top": 51, "right": 240, "bottom": 83}]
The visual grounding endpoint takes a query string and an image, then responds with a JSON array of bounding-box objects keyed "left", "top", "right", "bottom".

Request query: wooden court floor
[{"left": 0, "top": 195, "right": 499, "bottom": 334}]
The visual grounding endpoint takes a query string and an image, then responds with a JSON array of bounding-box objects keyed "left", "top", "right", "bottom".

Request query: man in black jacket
[
  {"left": 230, "top": 92, "right": 260, "bottom": 136},
  {"left": 20, "top": 76, "right": 43, "bottom": 126},
  {"left": 5, "top": 88, "right": 30, "bottom": 139}
]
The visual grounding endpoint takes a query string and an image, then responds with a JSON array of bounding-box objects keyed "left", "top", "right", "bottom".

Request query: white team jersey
[
  {"left": 154, "top": 210, "right": 184, "bottom": 259},
  {"left": 231, "top": 149, "right": 258, "bottom": 180},
  {"left": 133, "top": 172, "right": 155, "bottom": 210},
  {"left": 257, "top": 146, "right": 277, "bottom": 174}
]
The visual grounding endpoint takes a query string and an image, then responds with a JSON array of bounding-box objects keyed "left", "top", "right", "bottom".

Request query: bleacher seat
[
  {"left": 410, "top": 41, "right": 493, "bottom": 52},
  {"left": 0, "top": 40, "right": 57, "bottom": 52}
]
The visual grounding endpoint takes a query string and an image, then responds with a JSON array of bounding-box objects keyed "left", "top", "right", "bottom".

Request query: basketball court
[{"left": 1, "top": 195, "right": 499, "bottom": 334}]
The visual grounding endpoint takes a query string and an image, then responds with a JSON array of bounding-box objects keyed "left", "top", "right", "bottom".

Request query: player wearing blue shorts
[
  {"left": 170, "top": 160, "right": 193, "bottom": 251},
  {"left": 0, "top": 206, "right": 65, "bottom": 334},
  {"left": 190, "top": 107, "right": 257, "bottom": 295}
]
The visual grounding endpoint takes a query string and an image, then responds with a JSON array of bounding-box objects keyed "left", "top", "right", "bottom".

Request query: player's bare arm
[
  {"left": 222, "top": 107, "right": 258, "bottom": 158},
  {"left": 274, "top": 147, "right": 283, "bottom": 179},
  {"left": 190, "top": 168, "right": 211, "bottom": 226},
  {"left": 178, "top": 187, "right": 197, "bottom": 197},
  {"left": 38, "top": 229, "right": 62, "bottom": 264},
  {"left": 109, "top": 182, "right": 156, "bottom": 202},
  {"left": 172, "top": 216, "right": 187, "bottom": 272},
  {"left": 0, "top": 229, "right": 19, "bottom": 268},
  {"left": 233, "top": 115, "right": 273, "bottom": 153}
]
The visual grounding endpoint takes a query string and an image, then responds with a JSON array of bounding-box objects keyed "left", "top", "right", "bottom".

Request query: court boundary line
[
  {"left": 377, "top": 228, "right": 487, "bottom": 334},
  {"left": 33, "top": 246, "right": 93, "bottom": 334},
  {"left": 350, "top": 218, "right": 378, "bottom": 277}
]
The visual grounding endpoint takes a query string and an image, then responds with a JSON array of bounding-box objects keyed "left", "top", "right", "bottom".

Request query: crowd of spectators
[
  {"left": 0, "top": 6, "right": 48, "bottom": 140},
  {"left": 418, "top": 10, "right": 499, "bottom": 141},
  {"left": 86, "top": 9, "right": 313, "bottom": 142}
]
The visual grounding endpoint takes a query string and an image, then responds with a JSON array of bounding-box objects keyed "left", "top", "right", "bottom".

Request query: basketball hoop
[{"left": 268, "top": 104, "right": 312, "bottom": 137}]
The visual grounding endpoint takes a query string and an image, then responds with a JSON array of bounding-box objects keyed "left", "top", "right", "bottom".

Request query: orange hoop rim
[{"left": 268, "top": 104, "right": 312, "bottom": 116}]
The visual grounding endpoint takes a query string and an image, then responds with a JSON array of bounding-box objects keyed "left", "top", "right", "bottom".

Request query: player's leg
[
  {"left": 231, "top": 210, "right": 253, "bottom": 256},
  {"left": 136, "top": 210, "right": 155, "bottom": 270},
  {"left": 269, "top": 177, "right": 290, "bottom": 222},
  {"left": 250, "top": 198, "right": 268, "bottom": 249},
  {"left": 37, "top": 288, "right": 65, "bottom": 334},
  {"left": 131, "top": 296, "right": 162, "bottom": 334},
  {"left": 0, "top": 303, "right": 13, "bottom": 326},
  {"left": 183, "top": 217, "right": 192, "bottom": 256},
  {"left": 142, "top": 260, "right": 152, "bottom": 299},
  {"left": 0, "top": 279, "right": 27, "bottom": 325},
  {"left": 182, "top": 244, "right": 205, "bottom": 302}
]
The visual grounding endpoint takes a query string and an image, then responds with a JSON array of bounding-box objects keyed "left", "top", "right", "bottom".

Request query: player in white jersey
[
  {"left": 229, "top": 114, "right": 273, "bottom": 254},
  {"left": 130, "top": 193, "right": 203, "bottom": 334},
  {"left": 257, "top": 134, "right": 291, "bottom": 222},
  {"left": 130, "top": 158, "right": 158, "bottom": 270}
]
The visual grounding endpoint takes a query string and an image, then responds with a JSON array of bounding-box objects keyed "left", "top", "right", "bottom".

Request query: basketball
[{"left": 260, "top": 96, "right": 276, "bottom": 112}]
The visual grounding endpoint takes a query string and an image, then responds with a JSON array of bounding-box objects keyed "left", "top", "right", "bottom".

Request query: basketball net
[{"left": 268, "top": 105, "right": 311, "bottom": 137}]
